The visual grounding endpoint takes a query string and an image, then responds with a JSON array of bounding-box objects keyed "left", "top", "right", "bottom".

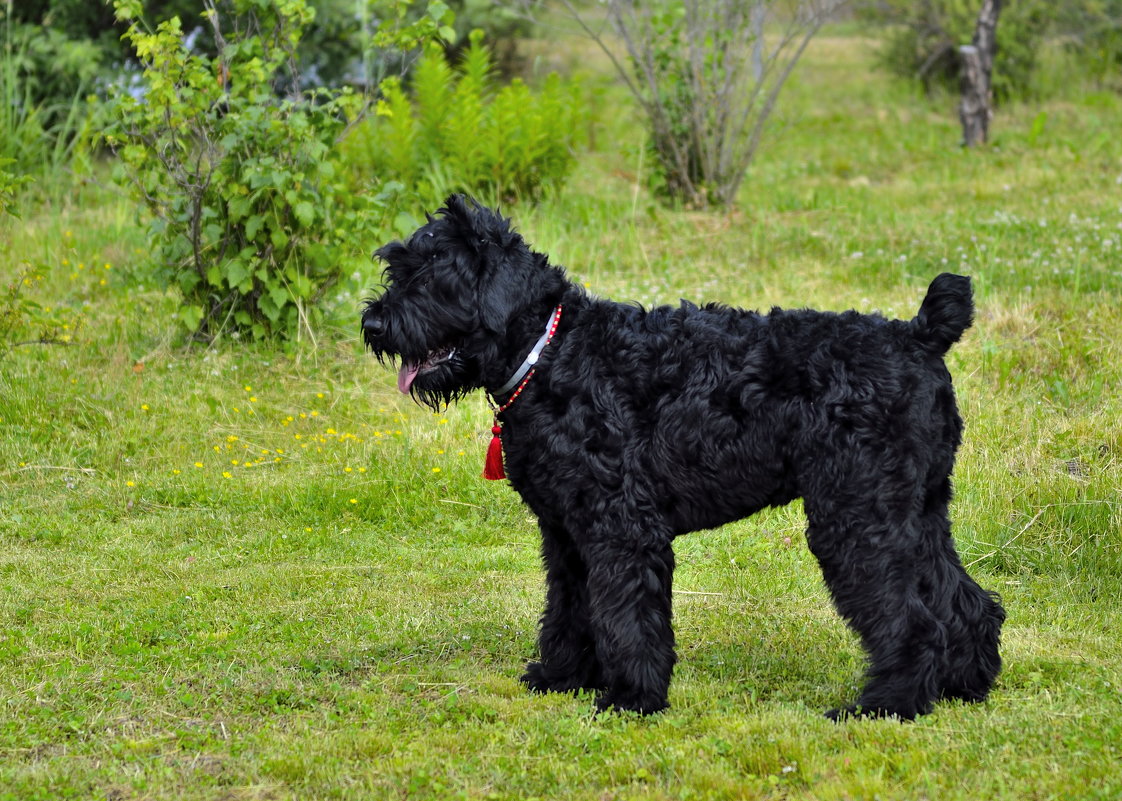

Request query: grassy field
[{"left": 2, "top": 31, "right": 1121, "bottom": 800}]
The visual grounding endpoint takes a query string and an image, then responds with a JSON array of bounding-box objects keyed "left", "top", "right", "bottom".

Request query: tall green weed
[
  {"left": 0, "top": 263, "right": 73, "bottom": 351},
  {"left": 1, "top": 3, "right": 93, "bottom": 191}
]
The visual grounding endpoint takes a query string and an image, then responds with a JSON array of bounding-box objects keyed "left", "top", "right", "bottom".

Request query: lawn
[{"left": 2, "top": 30, "right": 1121, "bottom": 801}]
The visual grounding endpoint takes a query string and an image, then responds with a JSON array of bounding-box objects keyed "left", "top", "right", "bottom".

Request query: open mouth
[{"left": 398, "top": 347, "right": 456, "bottom": 394}]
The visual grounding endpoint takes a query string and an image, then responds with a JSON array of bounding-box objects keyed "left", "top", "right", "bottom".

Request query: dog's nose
[{"left": 363, "top": 315, "right": 385, "bottom": 338}]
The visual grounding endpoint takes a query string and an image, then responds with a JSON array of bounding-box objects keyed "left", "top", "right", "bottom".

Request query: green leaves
[
  {"left": 373, "top": 0, "right": 457, "bottom": 51},
  {"left": 225, "top": 260, "right": 251, "bottom": 292},
  {"left": 293, "top": 201, "right": 316, "bottom": 228},
  {"left": 245, "top": 214, "right": 265, "bottom": 242},
  {"left": 112, "top": 0, "right": 143, "bottom": 21}
]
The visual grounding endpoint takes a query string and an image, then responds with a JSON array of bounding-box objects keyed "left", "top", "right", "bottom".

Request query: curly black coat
[{"left": 362, "top": 195, "right": 1004, "bottom": 719}]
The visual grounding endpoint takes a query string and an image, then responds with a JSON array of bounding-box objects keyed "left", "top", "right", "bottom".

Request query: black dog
[{"left": 362, "top": 195, "right": 1004, "bottom": 720}]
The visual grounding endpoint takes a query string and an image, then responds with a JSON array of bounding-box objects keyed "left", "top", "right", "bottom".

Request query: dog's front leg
[
  {"left": 522, "top": 521, "right": 605, "bottom": 695},
  {"left": 582, "top": 531, "right": 677, "bottom": 715}
]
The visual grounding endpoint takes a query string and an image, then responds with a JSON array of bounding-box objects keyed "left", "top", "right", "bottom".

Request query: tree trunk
[{"left": 959, "top": 0, "right": 1002, "bottom": 146}]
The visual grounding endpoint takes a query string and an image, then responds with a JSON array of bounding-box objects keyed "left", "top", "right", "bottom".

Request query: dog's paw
[
  {"left": 824, "top": 705, "right": 856, "bottom": 722},
  {"left": 520, "top": 662, "right": 564, "bottom": 694},
  {"left": 521, "top": 661, "right": 600, "bottom": 695},
  {"left": 594, "top": 689, "right": 669, "bottom": 717}
]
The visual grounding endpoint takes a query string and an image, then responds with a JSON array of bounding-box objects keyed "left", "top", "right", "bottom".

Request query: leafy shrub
[
  {"left": 859, "top": 0, "right": 1053, "bottom": 102},
  {"left": 105, "top": 0, "right": 383, "bottom": 342},
  {"left": 1, "top": 264, "right": 75, "bottom": 352},
  {"left": 0, "top": 159, "right": 31, "bottom": 217},
  {"left": 349, "top": 31, "right": 586, "bottom": 205}
]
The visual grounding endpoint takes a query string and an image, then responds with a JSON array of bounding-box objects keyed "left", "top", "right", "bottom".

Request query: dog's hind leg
[
  {"left": 916, "top": 511, "right": 1005, "bottom": 705},
  {"left": 522, "top": 522, "right": 605, "bottom": 695},
  {"left": 580, "top": 523, "right": 677, "bottom": 715},
  {"left": 934, "top": 571, "right": 1004, "bottom": 704},
  {"left": 804, "top": 505, "right": 947, "bottom": 721}
]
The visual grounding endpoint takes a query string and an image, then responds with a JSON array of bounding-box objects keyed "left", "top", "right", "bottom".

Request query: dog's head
[{"left": 363, "top": 194, "right": 566, "bottom": 409}]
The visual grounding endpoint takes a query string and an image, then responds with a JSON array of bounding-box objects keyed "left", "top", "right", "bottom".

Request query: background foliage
[
  {"left": 1052, "top": 0, "right": 1122, "bottom": 88},
  {"left": 857, "top": 0, "right": 1053, "bottom": 101},
  {"left": 1, "top": 3, "right": 97, "bottom": 184}
]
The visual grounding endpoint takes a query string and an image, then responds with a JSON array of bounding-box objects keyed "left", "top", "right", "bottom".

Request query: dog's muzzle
[{"left": 362, "top": 308, "right": 458, "bottom": 394}]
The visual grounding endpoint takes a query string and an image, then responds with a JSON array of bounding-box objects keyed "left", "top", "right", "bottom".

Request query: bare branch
[{"left": 543, "top": 0, "right": 847, "bottom": 207}]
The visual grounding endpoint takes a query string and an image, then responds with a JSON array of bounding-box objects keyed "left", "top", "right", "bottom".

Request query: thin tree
[{"left": 959, "top": 0, "right": 1003, "bottom": 146}]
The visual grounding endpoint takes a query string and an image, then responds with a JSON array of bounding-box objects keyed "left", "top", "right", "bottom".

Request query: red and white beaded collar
[{"left": 483, "top": 304, "right": 563, "bottom": 480}]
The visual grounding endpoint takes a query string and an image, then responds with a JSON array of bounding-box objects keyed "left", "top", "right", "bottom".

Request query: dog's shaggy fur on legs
[{"left": 362, "top": 195, "right": 1005, "bottom": 720}]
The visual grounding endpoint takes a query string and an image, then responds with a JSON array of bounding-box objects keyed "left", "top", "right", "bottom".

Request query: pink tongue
[{"left": 398, "top": 362, "right": 420, "bottom": 394}]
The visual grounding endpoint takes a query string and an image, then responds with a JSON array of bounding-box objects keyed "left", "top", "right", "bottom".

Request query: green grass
[{"left": 2, "top": 31, "right": 1121, "bottom": 801}]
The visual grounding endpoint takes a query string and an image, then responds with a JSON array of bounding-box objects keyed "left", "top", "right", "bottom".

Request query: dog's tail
[{"left": 911, "top": 273, "right": 973, "bottom": 355}]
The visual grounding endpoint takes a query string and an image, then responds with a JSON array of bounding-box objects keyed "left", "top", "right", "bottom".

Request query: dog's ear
[
  {"left": 439, "top": 194, "right": 483, "bottom": 243},
  {"left": 478, "top": 250, "right": 563, "bottom": 335},
  {"left": 442, "top": 193, "right": 476, "bottom": 218},
  {"left": 478, "top": 270, "right": 521, "bottom": 334},
  {"left": 439, "top": 194, "right": 518, "bottom": 251},
  {"left": 436, "top": 194, "right": 547, "bottom": 334},
  {"left": 447, "top": 197, "right": 524, "bottom": 333}
]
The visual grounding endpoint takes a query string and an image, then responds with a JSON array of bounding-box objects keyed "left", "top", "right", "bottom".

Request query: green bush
[
  {"left": 860, "top": 0, "right": 1053, "bottom": 102},
  {"left": 1054, "top": 1, "right": 1122, "bottom": 88},
  {"left": 349, "top": 31, "right": 586, "bottom": 205},
  {"left": 105, "top": 0, "right": 383, "bottom": 343},
  {"left": 561, "top": 0, "right": 838, "bottom": 210}
]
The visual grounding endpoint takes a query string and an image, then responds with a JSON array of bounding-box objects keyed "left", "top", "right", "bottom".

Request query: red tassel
[{"left": 482, "top": 423, "right": 506, "bottom": 480}]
